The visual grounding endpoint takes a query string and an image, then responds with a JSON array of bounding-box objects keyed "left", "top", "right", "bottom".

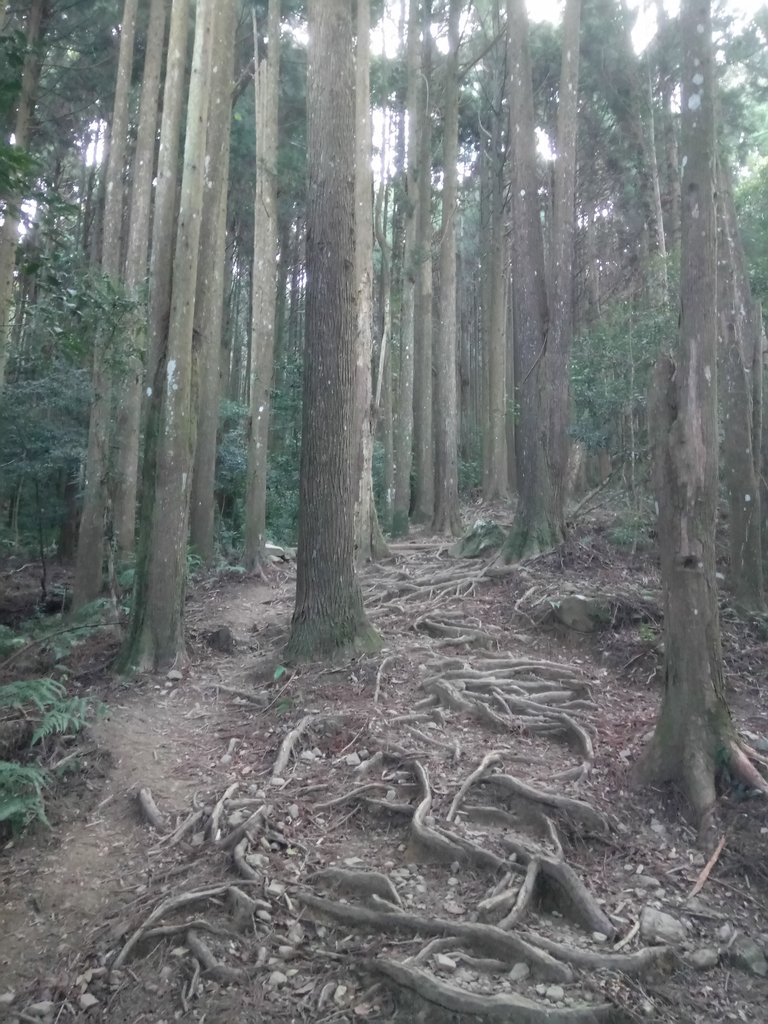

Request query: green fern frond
[
  {"left": 0, "top": 761, "right": 49, "bottom": 829},
  {"left": 31, "top": 697, "right": 89, "bottom": 745},
  {"left": 0, "top": 677, "right": 64, "bottom": 713}
]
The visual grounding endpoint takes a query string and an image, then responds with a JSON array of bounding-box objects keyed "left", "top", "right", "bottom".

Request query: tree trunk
[
  {"left": 0, "top": 0, "right": 48, "bottom": 391},
  {"left": 285, "top": 0, "right": 380, "bottom": 661},
  {"left": 244, "top": 0, "right": 281, "bottom": 571},
  {"left": 411, "top": 0, "right": 434, "bottom": 525},
  {"left": 113, "top": 0, "right": 168, "bottom": 560},
  {"left": 189, "top": 0, "right": 237, "bottom": 566},
  {"left": 716, "top": 159, "right": 764, "bottom": 612},
  {"left": 431, "top": 0, "right": 462, "bottom": 537},
  {"left": 353, "top": 0, "right": 388, "bottom": 563},
  {"left": 392, "top": 0, "right": 421, "bottom": 538},
  {"left": 118, "top": 0, "right": 215, "bottom": 671},
  {"left": 639, "top": 0, "right": 764, "bottom": 836},
  {"left": 483, "top": 6, "right": 509, "bottom": 502},
  {"left": 502, "top": 0, "right": 562, "bottom": 561},
  {"left": 73, "top": 0, "right": 139, "bottom": 610}
]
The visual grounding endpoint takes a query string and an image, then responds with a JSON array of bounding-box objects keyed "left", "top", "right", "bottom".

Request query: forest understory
[{"left": 2, "top": 510, "right": 768, "bottom": 1024}]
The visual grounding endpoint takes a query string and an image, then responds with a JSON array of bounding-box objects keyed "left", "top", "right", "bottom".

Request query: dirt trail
[{"left": 1, "top": 547, "right": 767, "bottom": 1024}]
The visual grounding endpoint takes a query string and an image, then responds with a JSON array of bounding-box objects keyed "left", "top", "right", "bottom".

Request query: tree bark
[
  {"left": 502, "top": 0, "right": 562, "bottom": 561},
  {"left": 353, "top": 0, "right": 389, "bottom": 563},
  {"left": 411, "top": 0, "right": 434, "bottom": 525},
  {"left": 113, "top": 0, "right": 168, "bottom": 559},
  {"left": 483, "top": 3, "right": 509, "bottom": 502},
  {"left": 392, "top": 0, "right": 421, "bottom": 537},
  {"left": 73, "top": 0, "right": 139, "bottom": 610},
  {"left": 639, "top": 0, "right": 759, "bottom": 836},
  {"left": 716, "top": 159, "right": 764, "bottom": 612},
  {"left": 0, "top": 0, "right": 49, "bottom": 391},
  {"left": 118, "top": 0, "right": 215, "bottom": 671},
  {"left": 285, "top": 0, "right": 380, "bottom": 661},
  {"left": 244, "top": 0, "right": 281, "bottom": 571},
  {"left": 189, "top": 0, "right": 236, "bottom": 566},
  {"left": 432, "top": 0, "right": 462, "bottom": 537}
]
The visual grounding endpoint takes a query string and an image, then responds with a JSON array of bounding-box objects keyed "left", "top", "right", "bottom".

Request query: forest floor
[{"left": 2, "top": 511, "right": 768, "bottom": 1024}]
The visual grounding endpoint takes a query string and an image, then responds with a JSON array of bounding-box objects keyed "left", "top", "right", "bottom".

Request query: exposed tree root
[
  {"left": 485, "top": 774, "right": 609, "bottom": 833},
  {"left": 296, "top": 893, "right": 573, "bottom": 981},
  {"left": 497, "top": 857, "right": 540, "bottom": 929},
  {"left": 729, "top": 742, "right": 768, "bottom": 795},
  {"left": 523, "top": 931, "right": 675, "bottom": 976},
  {"left": 370, "top": 958, "right": 614, "bottom": 1023},
  {"left": 272, "top": 714, "right": 321, "bottom": 779},
  {"left": 307, "top": 867, "right": 403, "bottom": 906},
  {"left": 186, "top": 928, "right": 245, "bottom": 983},
  {"left": 137, "top": 787, "right": 167, "bottom": 832}
]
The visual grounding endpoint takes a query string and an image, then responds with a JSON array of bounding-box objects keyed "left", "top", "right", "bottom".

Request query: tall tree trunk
[
  {"left": 502, "top": 0, "right": 561, "bottom": 561},
  {"left": 73, "top": 0, "right": 139, "bottom": 610},
  {"left": 392, "top": 0, "right": 420, "bottom": 537},
  {"left": 286, "top": 0, "right": 379, "bottom": 661},
  {"left": 547, "top": 0, "right": 581, "bottom": 510},
  {"left": 716, "top": 159, "right": 764, "bottom": 612},
  {"left": 483, "top": 7, "right": 509, "bottom": 502},
  {"left": 0, "top": 0, "right": 48, "bottom": 391},
  {"left": 118, "top": 0, "right": 215, "bottom": 671},
  {"left": 639, "top": 0, "right": 766, "bottom": 836},
  {"left": 353, "top": 0, "right": 388, "bottom": 563},
  {"left": 432, "top": 0, "right": 462, "bottom": 536},
  {"left": 189, "top": 0, "right": 237, "bottom": 566},
  {"left": 113, "top": 0, "right": 168, "bottom": 559},
  {"left": 244, "top": 0, "right": 281, "bottom": 571},
  {"left": 411, "top": 0, "right": 434, "bottom": 524}
]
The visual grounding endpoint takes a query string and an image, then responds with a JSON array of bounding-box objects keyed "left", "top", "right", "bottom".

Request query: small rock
[
  {"left": 166, "top": 669, "right": 183, "bottom": 681},
  {"left": 277, "top": 945, "right": 296, "bottom": 959},
  {"left": 442, "top": 900, "right": 464, "bottom": 916},
  {"left": 256, "top": 909, "right": 273, "bottom": 923},
  {"left": 0, "top": 992, "right": 15, "bottom": 1007},
  {"left": 591, "top": 932, "right": 608, "bottom": 943},
  {"left": 220, "top": 753, "right": 233, "bottom": 765},
  {"left": 345, "top": 753, "right": 361, "bottom": 767},
  {"left": 287, "top": 804, "right": 300, "bottom": 821},
  {"left": 634, "top": 875, "right": 659, "bottom": 890},
  {"left": 640, "top": 906, "right": 687, "bottom": 945},
  {"left": 344, "top": 856, "right": 364, "bottom": 867},
  {"left": 27, "top": 1003, "right": 55, "bottom": 1018},
  {"left": 286, "top": 923, "right": 305, "bottom": 945},
  {"left": 358, "top": 748, "right": 370, "bottom": 760},
  {"left": 267, "top": 880, "right": 286, "bottom": 898},
  {"left": 509, "top": 963, "right": 530, "bottom": 982},
  {"left": 447, "top": 877, "right": 459, "bottom": 888},
  {"left": 333, "top": 984, "right": 349, "bottom": 1006},
  {"left": 545, "top": 986, "right": 565, "bottom": 1002},
  {"left": 535, "top": 984, "right": 547, "bottom": 996},
  {"left": 159, "top": 965, "right": 174, "bottom": 983},
  {"left": 649, "top": 817, "right": 667, "bottom": 836},
  {"left": 228, "top": 810, "right": 246, "bottom": 827},
  {"left": 269, "top": 971, "right": 288, "bottom": 987},
  {"left": 434, "top": 954, "right": 457, "bottom": 972},
  {"left": 245, "top": 852, "right": 268, "bottom": 869},
  {"left": 312, "top": 747, "right": 323, "bottom": 758},
  {"left": 724, "top": 936, "right": 768, "bottom": 977},
  {"left": 686, "top": 948, "right": 719, "bottom": 970},
  {"left": 300, "top": 750, "right": 316, "bottom": 762},
  {"left": 450, "top": 861, "right": 461, "bottom": 874},
  {"left": 717, "top": 923, "right": 734, "bottom": 943},
  {"left": 78, "top": 993, "right": 99, "bottom": 1012}
]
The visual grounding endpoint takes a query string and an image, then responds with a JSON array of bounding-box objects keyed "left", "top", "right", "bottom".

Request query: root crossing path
[{"left": 2, "top": 545, "right": 765, "bottom": 1023}]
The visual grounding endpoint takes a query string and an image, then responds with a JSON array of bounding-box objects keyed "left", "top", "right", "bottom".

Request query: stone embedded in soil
[
  {"left": 0, "top": 992, "right": 15, "bottom": 1006},
  {"left": 686, "top": 948, "right": 720, "bottom": 970},
  {"left": 717, "top": 923, "right": 734, "bottom": 943},
  {"left": 640, "top": 906, "right": 687, "bottom": 945},
  {"left": 300, "top": 750, "right": 316, "bottom": 762},
  {"left": 434, "top": 954, "right": 457, "bottom": 972},
  {"left": 443, "top": 900, "right": 465, "bottom": 915},
  {"left": 287, "top": 804, "right": 300, "bottom": 820},
  {"left": 592, "top": 932, "right": 608, "bottom": 943},
  {"left": 724, "top": 936, "right": 768, "bottom": 977},
  {"left": 26, "top": 1003, "right": 55, "bottom": 1018},
  {"left": 78, "top": 994, "right": 99, "bottom": 1011},
  {"left": 270, "top": 776, "right": 286, "bottom": 787},
  {"left": 334, "top": 984, "right": 349, "bottom": 1005},
  {"left": 269, "top": 971, "right": 288, "bottom": 987},
  {"left": 267, "top": 880, "right": 286, "bottom": 898},
  {"left": 510, "top": 963, "right": 530, "bottom": 982},
  {"left": 546, "top": 986, "right": 565, "bottom": 1002},
  {"left": 167, "top": 669, "right": 183, "bottom": 681},
  {"left": 345, "top": 753, "right": 361, "bottom": 767}
]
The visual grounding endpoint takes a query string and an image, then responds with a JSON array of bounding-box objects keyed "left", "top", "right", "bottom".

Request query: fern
[
  {"left": 0, "top": 761, "right": 49, "bottom": 830},
  {"left": 0, "top": 677, "right": 64, "bottom": 712},
  {"left": 31, "top": 696, "right": 88, "bottom": 745}
]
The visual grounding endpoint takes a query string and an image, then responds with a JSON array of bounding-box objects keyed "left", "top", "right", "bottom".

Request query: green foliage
[
  {"left": 606, "top": 504, "right": 656, "bottom": 552},
  {"left": 0, "top": 762, "right": 48, "bottom": 831},
  {"left": 0, "top": 625, "right": 26, "bottom": 660},
  {"left": 570, "top": 288, "right": 676, "bottom": 462},
  {"left": 0, "top": 674, "right": 90, "bottom": 833},
  {"left": 736, "top": 158, "right": 768, "bottom": 307}
]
